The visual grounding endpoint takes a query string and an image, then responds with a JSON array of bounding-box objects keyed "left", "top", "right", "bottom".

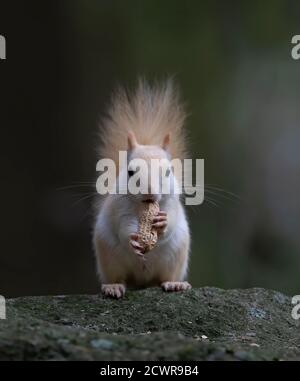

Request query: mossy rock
[{"left": 0, "top": 288, "right": 299, "bottom": 360}]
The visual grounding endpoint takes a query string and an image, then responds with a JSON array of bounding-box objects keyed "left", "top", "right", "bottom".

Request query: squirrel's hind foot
[
  {"left": 101, "top": 283, "right": 126, "bottom": 299},
  {"left": 161, "top": 281, "right": 192, "bottom": 292}
]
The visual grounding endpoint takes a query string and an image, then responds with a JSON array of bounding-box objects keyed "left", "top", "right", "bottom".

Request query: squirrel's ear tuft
[
  {"left": 162, "top": 133, "right": 170, "bottom": 151},
  {"left": 128, "top": 131, "right": 138, "bottom": 150}
]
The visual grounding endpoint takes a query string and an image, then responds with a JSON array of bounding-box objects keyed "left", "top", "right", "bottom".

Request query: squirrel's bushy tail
[{"left": 98, "top": 79, "right": 187, "bottom": 167}]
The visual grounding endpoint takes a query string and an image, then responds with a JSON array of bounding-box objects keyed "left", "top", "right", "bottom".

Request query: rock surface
[{"left": 0, "top": 288, "right": 299, "bottom": 360}]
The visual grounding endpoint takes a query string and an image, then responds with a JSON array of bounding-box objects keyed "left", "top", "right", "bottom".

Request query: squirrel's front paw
[
  {"left": 129, "top": 233, "right": 145, "bottom": 257},
  {"left": 152, "top": 211, "right": 168, "bottom": 236}
]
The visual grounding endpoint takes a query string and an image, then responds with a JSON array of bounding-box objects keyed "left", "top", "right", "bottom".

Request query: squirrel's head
[{"left": 120, "top": 131, "right": 179, "bottom": 204}]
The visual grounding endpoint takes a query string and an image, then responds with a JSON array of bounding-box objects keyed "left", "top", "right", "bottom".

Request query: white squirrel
[{"left": 93, "top": 79, "right": 191, "bottom": 298}]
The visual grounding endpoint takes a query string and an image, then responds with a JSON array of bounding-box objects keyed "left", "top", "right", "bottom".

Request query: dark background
[{"left": 0, "top": 0, "right": 300, "bottom": 297}]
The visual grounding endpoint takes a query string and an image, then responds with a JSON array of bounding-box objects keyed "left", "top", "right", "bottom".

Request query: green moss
[{"left": 0, "top": 288, "right": 299, "bottom": 360}]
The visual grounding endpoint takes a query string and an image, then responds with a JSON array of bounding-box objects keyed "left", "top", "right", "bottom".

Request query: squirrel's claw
[
  {"left": 129, "top": 238, "right": 143, "bottom": 250},
  {"left": 152, "top": 213, "right": 167, "bottom": 236},
  {"left": 161, "top": 281, "right": 192, "bottom": 292},
  {"left": 153, "top": 215, "right": 167, "bottom": 223},
  {"left": 102, "top": 283, "right": 126, "bottom": 299},
  {"left": 129, "top": 233, "right": 146, "bottom": 257}
]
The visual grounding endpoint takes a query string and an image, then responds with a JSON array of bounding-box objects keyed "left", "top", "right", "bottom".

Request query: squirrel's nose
[
  {"left": 142, "top": 193, "right": 161, "bottom": 203},
  {"left": 142, "top": 194, "right": 154, "bottom": 202}
]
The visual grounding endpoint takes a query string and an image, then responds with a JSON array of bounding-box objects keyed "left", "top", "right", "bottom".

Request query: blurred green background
[{"left": 1, "top": 0, "right": 300, "bottom": 296}]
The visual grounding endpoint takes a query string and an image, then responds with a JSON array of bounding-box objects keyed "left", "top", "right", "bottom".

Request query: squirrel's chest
[{"left": 117, "top": 242, "right": 176, "bottom": 286}]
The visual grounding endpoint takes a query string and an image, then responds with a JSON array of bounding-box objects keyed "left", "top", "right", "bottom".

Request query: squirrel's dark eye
[{"left": 128, "top": 170, "right": 134, "bottom": 177}]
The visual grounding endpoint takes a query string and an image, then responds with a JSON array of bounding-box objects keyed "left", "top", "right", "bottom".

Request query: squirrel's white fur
[
  {"left": 98, "top": 78, "right": 187, "bottom": 171},
  {"left": 93, "top": 79, "right": 191, "bottom": 298}
]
